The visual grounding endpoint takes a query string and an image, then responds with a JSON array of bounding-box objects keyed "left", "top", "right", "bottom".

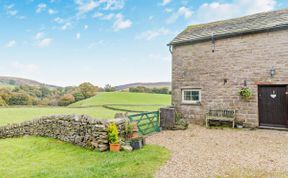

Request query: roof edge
[{"left": 167, "top": 24, "right": 288, "bottom": 46}]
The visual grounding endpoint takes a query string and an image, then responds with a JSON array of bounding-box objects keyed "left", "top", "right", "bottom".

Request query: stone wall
[
  {"left": 172, "top": 29, "right": 288, "bottom": 127},
  {"left": 0, "top": 115, "right": 127, "bottom": 151}
]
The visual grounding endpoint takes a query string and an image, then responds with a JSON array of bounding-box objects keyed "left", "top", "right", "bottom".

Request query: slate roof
[{"left": 169, "top": 9, "right": 288, "bottom": 46}]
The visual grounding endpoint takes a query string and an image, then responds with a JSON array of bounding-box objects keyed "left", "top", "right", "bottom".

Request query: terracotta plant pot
[
  {"left": 109, "top": 143, "right": 120, "bottom": 152},
  {"left": 132, "top": 122, "right": 139, "bottom": 138},
  {"left": 132, "top": 122, "right": 138, "bottom": 132}
]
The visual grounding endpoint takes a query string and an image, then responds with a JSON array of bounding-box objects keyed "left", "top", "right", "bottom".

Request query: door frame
[{"left": 258, "top": 84, "right": 288, "bottom": 128}]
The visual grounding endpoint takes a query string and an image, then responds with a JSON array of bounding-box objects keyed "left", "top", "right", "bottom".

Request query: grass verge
[{"left": 0, "top": 136, "right": 170, "bottom": 178}]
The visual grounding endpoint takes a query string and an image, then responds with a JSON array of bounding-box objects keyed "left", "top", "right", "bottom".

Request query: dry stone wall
[{"left": 0, "top": 115, "right": 127, "bottom": 151}]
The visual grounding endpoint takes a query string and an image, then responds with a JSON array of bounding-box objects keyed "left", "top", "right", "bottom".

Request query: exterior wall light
[{"left": 270, "top": 67, "right": 276, "bottom": 77}]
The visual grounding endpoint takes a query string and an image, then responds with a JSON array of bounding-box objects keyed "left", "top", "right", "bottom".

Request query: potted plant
[
  {"left": 107, "top": 122, "right": 120, "bottom": 152},
  {"left": 238, "top": 87, "right": 253, "bottom": 101},
  {"left": 130, "top": 137, "right": 143, "bottom": 150},
  {"left": 125, "top": 122, "right": 134, "bottom": 139},
  {"left": 236, "top": 119, "right": 245, "bottom": 128}
]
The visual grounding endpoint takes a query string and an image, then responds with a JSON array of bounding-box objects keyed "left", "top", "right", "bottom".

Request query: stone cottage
[{"left": 169, "top": 9, "right": 288, "bottom": 128}]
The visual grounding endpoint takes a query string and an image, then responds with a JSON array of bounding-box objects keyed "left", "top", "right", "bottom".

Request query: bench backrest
[{"left": 207, "top": 110, "right": 236, "bottom": 118}]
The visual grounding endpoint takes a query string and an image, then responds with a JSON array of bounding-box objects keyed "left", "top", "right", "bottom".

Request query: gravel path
[{"left": 147, "top": 125, "right": 288, "bottom": 178}]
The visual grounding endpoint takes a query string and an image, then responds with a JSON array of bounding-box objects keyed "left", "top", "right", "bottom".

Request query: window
[{"left": 182, "top": 89, "right": 201, "bottom": 104}]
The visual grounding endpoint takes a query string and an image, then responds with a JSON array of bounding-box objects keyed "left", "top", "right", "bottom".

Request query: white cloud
[
  {"left": 102, "top": 13, "right": 115, "bottom": 20},
  {"left": 84, "top": 25, "right": 89, "bottom": 29},
  {"left": 75, "top": 0, "right": 100, "bottom": 14},
  {"left": 5, "top": 40, "right": 17, "bottom": 48},
  {"left": 93, "top": 12, "right": 104, "bottom": 18},
  {"left": 5, "top": 4, "right": 18, "bottom": 16},
  {"left": 10, "top": 61, "right": 38, "bottom": 73},
  {"left": 103, "top": 0, "right": 125, "bottom": 10},
  {"left": 191, "top": 0, "right": 277, "bottom": 24},
  {"left": 48, "top": 9, "right": 57, "bottom": 15},
  {"left": 113, "top": 14, "right": 132, "bottom": 31},
  {"left": 76, "top": 33, "right": 81, "bottom": 39},
  {"left": 75, "top": 0, "right": 125, "bottom": 16},
  {"left": 137, "top": 28, "right": 175, "bottom": 40},
  {"left": 166, "top": 6, "right": 192, "bottom": 24},
  {"left": 161, "top": 0, "right": 172, "bottom": 6},
  {"left": 37, "top": 38, "right": 53, "bottom": 48},
  {"left": 93, "top": 12, "right": 115, "bottom": 20},
  {"left": 61, "top": 22, "right": 72, "bottom": 30},
  {"left": 53, "top": 17, "right": 64, "bottom": 23},
  {"left": 34, "top": 32, "right": 52, "bottom": 48},
  {"left": 36, "top": 3, "right": 47, "bottom": 13},
  {"left": 35, "top": 32, "right": 45, "bottom": 40},
  {"left": 164, "top": 8, "right": 173, "bottom": 13}
]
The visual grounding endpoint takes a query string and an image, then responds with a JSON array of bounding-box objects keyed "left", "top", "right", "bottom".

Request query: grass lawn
[
  {"left": 0, "top": 92, "right": 172, "bottom": 177},
  {"left": 70, "top": 92, "right": 171, "bottom": 107},
  {"left": 0, "top": 107, "right": 118, "bottom": 126},
  {"left": 0, "top": 137, "right": 170, "bottom": 178}
]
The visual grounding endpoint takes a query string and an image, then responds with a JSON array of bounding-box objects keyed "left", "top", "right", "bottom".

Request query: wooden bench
[{"left": 206, "top": 109, "right": 236, "bottom": 128}]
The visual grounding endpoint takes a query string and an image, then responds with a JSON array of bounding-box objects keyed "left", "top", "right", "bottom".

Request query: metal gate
[{"left": 128, "top": 111, "right": 160, "bottom": 135}]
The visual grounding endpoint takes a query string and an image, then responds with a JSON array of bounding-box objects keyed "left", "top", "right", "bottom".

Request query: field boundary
[{"left": 103, "top": 104, "right": 166, "bottom": 112}]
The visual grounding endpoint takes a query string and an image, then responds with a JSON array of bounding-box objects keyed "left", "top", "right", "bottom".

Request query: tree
[
  {"left": 0, "top": 88, "right": 12, "bottom": 103},
  {"left": 72, "top": 91, "right": 85, "bottom": 102},
  {"left": 8, "top": 93, "right": 32, "bottom": 105},
  {"left": 0, "top": 96, "right": 7, "bottom": 106},
  {"left": 58, "top": 94, "right": 75, "bottom": 106},
  {"left": 39, "top": 86, "right": 51, "bottom": 98},
  {"left": 104, "top": 84, "right": 116, "bottom": 92},
  {"left": 79, "top": 82, "right": 97, "bottom": 98}
]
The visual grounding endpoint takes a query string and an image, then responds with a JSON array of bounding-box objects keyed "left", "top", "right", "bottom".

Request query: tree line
[
  {"left": 129, "top": 86, "right": 170, "bottom": 94},
  {"left": 0, "top": 82, "right": 98, "bottom": 107}
]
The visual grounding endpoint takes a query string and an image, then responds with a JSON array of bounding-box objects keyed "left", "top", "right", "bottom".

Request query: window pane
[
  {"left": 192, "top": 95, "right": 199, "bottom": 101},
  {"left": 192, "top": 91, "right": 199, "bottom": 96},
  {"left": 183, "top": 90, "right": 200, "bottom": 102},
  {"left": 185, "top": 95, "right": 191, "bottom": 100}
]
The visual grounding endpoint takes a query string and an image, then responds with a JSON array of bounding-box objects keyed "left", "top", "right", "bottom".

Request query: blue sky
[{"left": 1, "top": 0, "right": 287, "bottom": 87}]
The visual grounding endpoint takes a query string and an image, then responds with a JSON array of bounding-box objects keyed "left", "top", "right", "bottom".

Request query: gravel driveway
[{"left": 147, "top": 125, "right": 288, "bottom": 178}]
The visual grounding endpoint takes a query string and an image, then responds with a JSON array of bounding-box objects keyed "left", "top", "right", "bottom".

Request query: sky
[{"left": 1, "top": 0, "right": 287, "bottom": 87}]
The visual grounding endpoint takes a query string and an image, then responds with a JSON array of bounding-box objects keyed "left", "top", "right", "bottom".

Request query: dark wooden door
[{"left": 259, "top": 86, "right": 288, "bottom": 128}]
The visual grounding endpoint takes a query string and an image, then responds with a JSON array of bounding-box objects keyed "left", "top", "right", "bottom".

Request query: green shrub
[
  {"left": 72, "top": 92, "right": 85, "bottom": 102},
  {"left": 58, "top": 94, "right": 75, "bottom": 106},
  {"left": 8, "top": 93, "right": 32, "bottom": 105},
  {"left": 238, "top": 87, "right": 253, "bottom": 101},
  {"left": 107, "top": 123, "right": 119, "bottom": 144},
  {"left": 125, "top": 121, "right": 133, "bottom": 135}
]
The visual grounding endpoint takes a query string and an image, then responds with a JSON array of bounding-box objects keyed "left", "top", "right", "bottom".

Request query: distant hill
[
  {"left": 115, "top": 82, "right": 171, "bottom": 91},
  {"left": 0, "top": 76, "right": 61, "bottom": 88}
]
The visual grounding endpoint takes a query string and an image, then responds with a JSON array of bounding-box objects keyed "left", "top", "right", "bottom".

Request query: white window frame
[{"left": 181, "top": 89, "right": 201, "bottom": 104}]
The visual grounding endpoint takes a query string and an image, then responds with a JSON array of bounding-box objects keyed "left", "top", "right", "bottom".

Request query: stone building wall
[
  {"left": 172, "top": 30, "right": 288, "bottom": 127},
  {"left": 0, "top": 115, "right": 127, "bottom": 151}
]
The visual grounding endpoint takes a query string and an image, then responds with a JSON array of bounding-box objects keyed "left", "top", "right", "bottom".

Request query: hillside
[
  {"left": 0, "top": 76, "right": 60, "bottom": 88},
  {"left": 115, "top": 82, "right": 171, "bottom": 91},
  {"left": 70, "top": 92, "right": 171, "bottom": 107}
]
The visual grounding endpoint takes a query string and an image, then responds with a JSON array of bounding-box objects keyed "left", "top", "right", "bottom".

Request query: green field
[
  {"left": 70, "top": 92, "right": 171, "bottom": 107},
  {"left": 0, "top": 107, "right": 118, "bottom": 126},
  {"left": 0, "top": 92, "right": 171, "bottom": 177},
  {"left": 0, "top": 137, "right": 170, "bottom": 178}
]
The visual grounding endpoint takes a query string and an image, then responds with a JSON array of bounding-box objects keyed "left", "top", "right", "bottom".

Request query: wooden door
[{"left": 258, "top": 86, "right": 288, "bottom": 128}]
